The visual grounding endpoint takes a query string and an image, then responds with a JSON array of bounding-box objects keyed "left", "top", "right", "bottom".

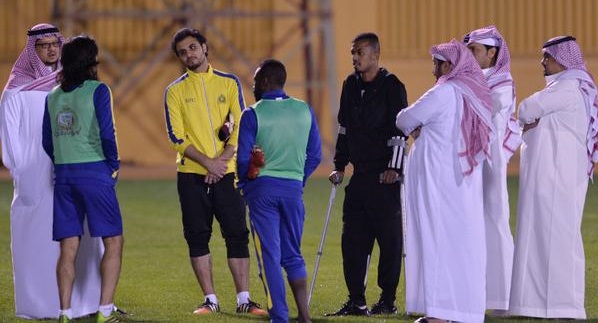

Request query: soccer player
[
  {"left": 328, "top": 32, "right": 407, "bottom": 316},
  {"left": 237, "top": 59, "right": 322, "bottom": 323},
  {"left": 42, "top": 35, "right": 124, "bottom": 323},
  {"left": 164, "top": 27, "right": 266, "bottom": 316}
]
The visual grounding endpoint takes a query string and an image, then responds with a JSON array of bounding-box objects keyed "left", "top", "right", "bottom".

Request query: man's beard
[
  {"left": 186, "top": 56, "right": 204, "bottom": 71},
  {"left": 44, "top": 59, "right": 58, "bottom": 70}
]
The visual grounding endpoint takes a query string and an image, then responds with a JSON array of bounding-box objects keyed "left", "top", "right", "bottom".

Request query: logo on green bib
[{"left": 55, "top": 109, "right": 81, "bottom": 136}]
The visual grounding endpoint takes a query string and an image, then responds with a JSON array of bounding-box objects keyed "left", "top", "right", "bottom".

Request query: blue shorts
[{"left": 53, "top": 183, "right": 123, "bottom": 241}]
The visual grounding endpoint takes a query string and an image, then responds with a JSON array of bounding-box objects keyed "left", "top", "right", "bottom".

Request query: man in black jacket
[{"left": 327, "top": 32, "right": 407, "bottom": 317}]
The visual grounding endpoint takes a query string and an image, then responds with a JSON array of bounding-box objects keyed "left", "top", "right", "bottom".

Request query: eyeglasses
[{"left": 35, "top": 41, "right": 61, "bottom": 49}]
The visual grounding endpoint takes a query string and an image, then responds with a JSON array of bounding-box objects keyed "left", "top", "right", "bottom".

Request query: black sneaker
[
  {"left": 325, "top": 300, "right": 371, "bottom": 316},
  {"left": 236, "top": 299, "right": 268, "bottom": 316},
  {"left": 370, "top": 297, "right": 398, "bottom": 315}
]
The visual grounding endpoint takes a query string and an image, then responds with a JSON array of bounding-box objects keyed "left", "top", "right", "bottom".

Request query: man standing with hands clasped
[{"left": 164, "top": 27, "right": 266, "bottom": 316}]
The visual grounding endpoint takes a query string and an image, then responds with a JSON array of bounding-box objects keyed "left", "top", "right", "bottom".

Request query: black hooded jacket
[{"left": 333, "top": 67, "right": 408, "bottom": 175}]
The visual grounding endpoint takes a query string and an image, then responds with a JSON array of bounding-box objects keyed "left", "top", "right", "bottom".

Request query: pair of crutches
[{"left": 307, "top": 178, "right": 408, "bottom": 306}]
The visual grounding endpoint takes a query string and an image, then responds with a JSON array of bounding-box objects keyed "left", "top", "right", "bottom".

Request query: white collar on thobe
[{"left": 545, "top": 70, "right": 564, "bottom": 85}]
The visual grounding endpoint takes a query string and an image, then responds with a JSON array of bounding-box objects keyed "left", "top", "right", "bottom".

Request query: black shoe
[
  {"left": 325, "top": 300, "right": 371, "bottom": 316},
  {"left": 370, "top": 297, "right": 398, "bottom": 315}
]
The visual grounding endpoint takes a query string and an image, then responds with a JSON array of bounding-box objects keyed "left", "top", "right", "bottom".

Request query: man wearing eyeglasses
[
  {"left": 509, "top": 35, "right": 596, "bottom": 320},
  {"left": 34, "top": 36, "right": 61, "bottom": 69},
  {"left": 0, "top": 23, "right": 103, "bottom": 320}
]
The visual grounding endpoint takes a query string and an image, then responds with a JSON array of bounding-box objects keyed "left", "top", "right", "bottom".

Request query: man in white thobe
[
  {"left": 510, "top": 35, "right": 598, "bottom": 320},
  {"left": 396, "top": 39, "right": 494, "bottom": 323},
  {"left": 0, "top": 23, "right": 103, "bottom": 319},
  {"left": 464, "top": 25, "right": 521, "bottom": 312}
]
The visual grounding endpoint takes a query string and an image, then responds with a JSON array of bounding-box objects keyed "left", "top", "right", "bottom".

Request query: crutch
[
  {"left": 308, "top": 184, "right": 337, "bottom": 306},
  {"left": 400, "top": 182, "right": 407, "bottom": 257},
  {"left": 399, "top": 152, "right": 407, "bottom": 260},
  {"left": 363, "top": 254, "right": 371, "bottom": 288}
]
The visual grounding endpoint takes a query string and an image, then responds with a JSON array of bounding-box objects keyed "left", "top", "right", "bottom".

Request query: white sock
[
  {"left": 60, "top": 308, "right": 73, "bottom": 319},
  {"left": 205, "top": 294, "right": 218, "bottom": 304},
  {"left": 99, "top": 303, "right": 114, "bottom": 317},
  {"left": 237, "top": 291, "right": 250, "bottom": 305}
]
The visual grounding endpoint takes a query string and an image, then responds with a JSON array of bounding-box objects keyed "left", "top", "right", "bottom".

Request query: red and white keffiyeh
[
  {"left": 544, "top": 36, "right": 598, "bottom": 177},
  {"left": 4, "top": 23, "right": 64, "bottom": 92},
  {"left": 430, "top": 39, "right": 494, "bottom": 176},
  {"left": 466, "top": 25, "right": 511, "bottom": 77}
]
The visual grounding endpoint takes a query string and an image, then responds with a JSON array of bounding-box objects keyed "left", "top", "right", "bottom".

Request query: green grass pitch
[{"left": 0, "top": 177, "right": 596, "bottom": 322}]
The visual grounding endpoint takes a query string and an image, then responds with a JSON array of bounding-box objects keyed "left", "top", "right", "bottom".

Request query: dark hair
[
  {"left": 58, "top": 35, "right": 99, "bottom": 91},
  {"left": 463, "top": 33, "right": 471, "bottom": 43},
  {"left": 258, "top": 59, "right": 287, "bottom": 87},
  {"left": 352, "top": 32, "right": 380, "bottom": 53},
  {"left": 483, "top": 45, "right": 500, "bottom": 65},
  {"left": 171, "top": 28, "right": 208, "bottom": 57},
  {"left": 483, "top": 44, "right": 499, "bottom": 52}
]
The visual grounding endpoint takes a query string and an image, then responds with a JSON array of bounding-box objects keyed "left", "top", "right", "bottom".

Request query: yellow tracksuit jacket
[{"left": 164, "top": 65, "right": 245, "bottom": 175}]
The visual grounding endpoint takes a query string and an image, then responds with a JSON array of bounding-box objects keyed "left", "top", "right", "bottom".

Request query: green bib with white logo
[{"left": 47, "top": 80, "right": 106, "bottom": 164}]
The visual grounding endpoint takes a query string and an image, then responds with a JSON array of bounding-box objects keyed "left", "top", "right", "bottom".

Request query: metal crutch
[
  {"left": 308, "top": 184, "right": 337, "bottom": 306},
  {"left": 399, "top": 150, "right": 407, "bottom": 260}
]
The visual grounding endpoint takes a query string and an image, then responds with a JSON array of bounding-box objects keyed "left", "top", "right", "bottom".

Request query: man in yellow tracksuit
[{"left": 164, "top": 27, "right": 266, "bottom": 317}]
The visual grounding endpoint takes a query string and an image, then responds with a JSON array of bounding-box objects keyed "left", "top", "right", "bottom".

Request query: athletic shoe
[
  {"left": 113, "top": 305, "right": 130, "bottom": 317},
  {"left": 95, "top": 311, "right": 121, "bottom": 323},
  {"left": 370, "top": 297, "right": 398, "bottom": 315},
  {"left": 58, "top": 315, "right": 72, "bottom": 323},
  {"left": 193, "top": 298, "right": 220, "bottom": 315},
  {"left": 325, "top": 300, "right": 371, "bottom": 316},
  {"left": 236, "top": 299, "right": 268, "bottom": 316}
]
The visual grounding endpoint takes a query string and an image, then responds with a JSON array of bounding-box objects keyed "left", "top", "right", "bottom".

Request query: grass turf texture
[{"left": 0, "top": 177, "right": 596, "bottom": 322}]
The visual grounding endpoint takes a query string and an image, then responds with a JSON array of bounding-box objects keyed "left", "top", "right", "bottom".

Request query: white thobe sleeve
[
  {"left": 396, "top": 84, "right": 452, "bottom": 134},
  {"left": 491, "top": 85, "right": 513, "bottom": 115},
  {"left": 518, "top": 79, "right": 578, "bottom": 124},
  {"left": 0, "top": 91, "right": 23, "bottom": 172}
]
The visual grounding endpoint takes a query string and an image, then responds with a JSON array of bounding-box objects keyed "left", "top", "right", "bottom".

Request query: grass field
[{"left": 0, "top": 177, "right": 596, "bottom": 322}]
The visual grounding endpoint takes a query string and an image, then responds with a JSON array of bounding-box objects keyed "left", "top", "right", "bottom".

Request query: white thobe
[
  {"left": 510, "top": 71, "right": 588, "bottom": 319},
  {"left": 0, "top": 87, "right": 104, "bottom": 319},
  {"left": 482, "top": 68, "right": 516, "bottom": 310},
  {"left": 396, "top": 82, "right": 486, "bottom": 323}
]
